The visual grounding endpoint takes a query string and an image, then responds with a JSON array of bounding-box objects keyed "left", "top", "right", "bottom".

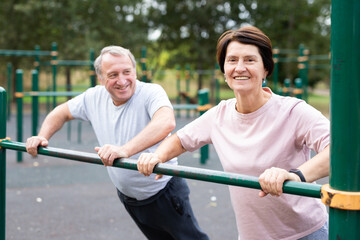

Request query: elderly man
[{"left": 26, "top": 46, "right": 209, "bottom": 240}]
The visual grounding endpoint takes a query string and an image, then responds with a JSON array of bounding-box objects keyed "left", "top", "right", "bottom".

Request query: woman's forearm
[{"left": 156, "top": 133, "right": 187, "bottom": 162}]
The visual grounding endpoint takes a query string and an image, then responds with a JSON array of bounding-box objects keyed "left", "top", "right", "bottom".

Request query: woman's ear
[{"left": 264, "top": 70, "right": 269, "bottom": 79}]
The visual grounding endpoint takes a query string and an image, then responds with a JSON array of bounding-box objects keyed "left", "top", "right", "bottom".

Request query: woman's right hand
[{"left": 137, "top": 153, "right": 163, "bottom": 180}]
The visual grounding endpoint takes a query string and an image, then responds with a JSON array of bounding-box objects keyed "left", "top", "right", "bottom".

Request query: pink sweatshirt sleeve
[
  {"left": 177, "top": 107, "right": 216, "bottom": 152},
  {"left": 291, "top": 101, "right": 330, "bottom": 153}
]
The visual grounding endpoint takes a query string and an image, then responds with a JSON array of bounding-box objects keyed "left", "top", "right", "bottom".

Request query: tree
[
  {"left": 144, "top": 0, "right": 331, "bottom": 88},
  {"left": 0, "top": 0, "right": 331, "bottom": 89},
  {"left": 0, "top": 0, "right": 150, "bottom": 87}
]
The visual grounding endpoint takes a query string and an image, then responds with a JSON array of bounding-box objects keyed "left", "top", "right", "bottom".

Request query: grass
[
  {"left": 308, "top": 92, "right": 330, "bottom": 118},
  {"left": 216, "top": 90, "right": 330, "bottom": 117}
]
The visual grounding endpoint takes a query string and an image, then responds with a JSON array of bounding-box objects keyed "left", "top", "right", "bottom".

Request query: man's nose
[{"left": 115, "top": 75, "right": 126, "bottom": 85}]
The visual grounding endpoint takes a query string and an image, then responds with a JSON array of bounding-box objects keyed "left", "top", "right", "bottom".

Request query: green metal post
[
  {"left": 185, "top": 64, "right": 190, "bottom": 118},
  {"left": 34, "top": 45, "right": 41, "bottom": 126},
  {"left": 298, "top": 44, "right": 309, "bottom": 102},
  {"left": 0, "top": 87, "right": 7, "bottom": 240},
  {"left": 51, "top": 42, "right": 57, "bottom": 109},
  {"left": 198, "top": 89, "right": 209, "bottom": 164},
  {"left": 34, "top": 45, "right": 40, "bottom": 72},
  {"left": 90, "top": 49, "right": 96, "bottom": 87},
  {"left": 46, "top": 86, "right": 51, "bottom": 113},
  {"left": 215, "top": 63, "right": 220, "bottom": 104},
  {"left": 77, "top": 120, "right": 82, "bottom": 144},
  {"left": 31, "top": 70, "right": 39, "bottom": 136},
  {"left": 176, "top": 66, "right": 181, "bottom": 118},
  {"left": 272, "top": 47, "right": 279, "bottom": 93},
  {"left": 6, "top": 63, "right": 12, "bottom": 120},
  {"left": 16, "top": 69, "right": 23, "bottom": 162},
  {"left": 283, "top": 78, "right": 291, "bottom": 97},
  {"left": 303, "top": 48, "right": 309, "bottom": 101},
  {"left": 294, "top": 78, "right": 303, "bottom": 99},
  {"left": 329, "top": 0, "right": 360, "bottom": 239},
  {"left": 141, "top": 46, "right": 147, "bottom": 83}
]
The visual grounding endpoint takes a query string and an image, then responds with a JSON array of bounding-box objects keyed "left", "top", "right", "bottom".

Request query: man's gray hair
[{"left": 94, "top": 46, "right": 136, "bottom": 79}]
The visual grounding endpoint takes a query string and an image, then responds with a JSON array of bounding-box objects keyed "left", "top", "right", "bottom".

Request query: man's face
[{"left": 99, "top": 53, "right": 137, "bottom": 106}]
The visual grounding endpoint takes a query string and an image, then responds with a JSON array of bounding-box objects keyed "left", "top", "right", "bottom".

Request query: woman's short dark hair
[{"left": 216, "top": 26, "right": 274, "bottom": 77}]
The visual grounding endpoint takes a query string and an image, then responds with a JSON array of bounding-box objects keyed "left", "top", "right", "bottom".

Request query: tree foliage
[
  {"left": 144, "top": 0, "right": 331, "bottom": 86},
  {"left": 0, "top": 0, "right": 331, "bottom": 87}
]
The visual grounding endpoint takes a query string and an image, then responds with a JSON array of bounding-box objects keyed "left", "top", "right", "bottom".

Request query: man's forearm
[
  {"left": 122, "top": 107, "right": 175, "bottom": 157},
  {"left": 38, "top": 103, "right": 74, "bottom": 140}
]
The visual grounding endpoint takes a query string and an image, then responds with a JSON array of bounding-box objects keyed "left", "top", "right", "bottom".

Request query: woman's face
[{"left": 224, "top": 41, "right": 268, "bottom": 94}]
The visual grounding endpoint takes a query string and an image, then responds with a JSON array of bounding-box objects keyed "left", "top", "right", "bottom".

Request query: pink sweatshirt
[{"left": 177, "top": 88, "right": 329, "bottom": 240}]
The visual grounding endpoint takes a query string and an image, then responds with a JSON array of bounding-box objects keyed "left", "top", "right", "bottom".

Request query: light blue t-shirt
[{"left": 68, "top": 80, "right": 177, "bottom": 200}]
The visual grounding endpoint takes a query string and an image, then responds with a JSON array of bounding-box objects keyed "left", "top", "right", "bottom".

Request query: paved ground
[
  {"left": 4, "top": 110, "right": 328, "bottom": 240},
  {"left": 5, "top": 112, "right": 238, "bottom": 240}
]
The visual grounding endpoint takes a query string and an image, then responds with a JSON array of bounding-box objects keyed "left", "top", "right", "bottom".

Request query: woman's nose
[{"left": 235, "top": 62, "right": 246, "bottom": 72}]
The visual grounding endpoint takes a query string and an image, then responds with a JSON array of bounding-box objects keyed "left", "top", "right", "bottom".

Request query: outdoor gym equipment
[
  {"left": 0, "top": 1, "right": 359, "bottom": 238},
  {"left": 173, "top": 88, "right": 211, "bottom": 164},
  {"left": 1, "top": 43, "right": 96, "bottom": 113},
  {"left": 13, "top": 70, "right": 83, "bottom": 162},
  {"left": 1, "top": 82, "right": 359, "bottom": 240}
]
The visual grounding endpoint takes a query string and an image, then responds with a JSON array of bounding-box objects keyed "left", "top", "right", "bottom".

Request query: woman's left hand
[{"left": 258, "top": 167, "right": 300, "bottom": 197}]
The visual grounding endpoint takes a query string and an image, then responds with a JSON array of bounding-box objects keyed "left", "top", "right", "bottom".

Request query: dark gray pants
[{"left": 117, "top": 177, "right": 209, "bottom": 240}]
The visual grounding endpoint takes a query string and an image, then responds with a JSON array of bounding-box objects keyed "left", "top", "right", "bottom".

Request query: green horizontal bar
[
  {"left": 277, "top": 49, "right": 299, "bottom": 55},
  {"left": 308, "top": 64, "right": 331, "bottom": 69},
  {"left": 173, "top": 104, "right": 198, "bottom": 110},
  {"left": 277, "top": 57, "right": 299, "bottom": 63},
  {"left": 18, "top": 91, "right": 83, "bottom": 97},
  {"left": 0, "top": 50, "right": 51, "bottom": 57},
  {"left": 0, "top": 140, "right": 322, "bottom": 198},
  {"left": 41, "top": 60, "right": 92, "bottom": 66},
  {"left": 308, "top": 55, "right": 330, "bottom": 61},
  {"left": 57, "top": 60, "right": 92, "bottom": 66}
]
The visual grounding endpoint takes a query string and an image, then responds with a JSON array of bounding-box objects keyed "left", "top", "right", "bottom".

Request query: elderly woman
[{"left": 138, "top": 26, "right": 329, "bottom": 240}]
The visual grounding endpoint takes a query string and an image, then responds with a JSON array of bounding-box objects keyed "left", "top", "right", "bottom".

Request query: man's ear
[{"left": 97, "top": 74, "right": 104, "bottom": 85}]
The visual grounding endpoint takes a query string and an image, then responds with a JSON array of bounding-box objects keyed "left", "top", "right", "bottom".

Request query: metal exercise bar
[
  {"left": 172, "top": 104, "right": 198, "bottom": 110},
  {"left": 0, "top": 140, "right": 322, "bottom": 199},
  {"left": 40, "top": 60, "right": 92, "bottom": 67},
  {"left": 14, "top": 91, "right": 83, "bottom": 98},
  {"left": 0, "top": 49, "right": 51, "bottom": 57}
]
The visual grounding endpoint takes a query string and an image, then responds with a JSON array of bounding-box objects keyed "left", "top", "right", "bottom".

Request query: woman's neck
[{"left": 234, "top": 88, "right": 272, "bottom": 114}]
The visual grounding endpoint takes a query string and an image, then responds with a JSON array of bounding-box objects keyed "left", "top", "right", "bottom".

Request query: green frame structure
[
  {"left": 327, "top": 0, "right": 360, "bottom": 238},
  {"left": 0, "top": 0, "right": 360, "bottom": 238},
  {"left": 0, "top": 87, "right": 323, "bottom": 239}
]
